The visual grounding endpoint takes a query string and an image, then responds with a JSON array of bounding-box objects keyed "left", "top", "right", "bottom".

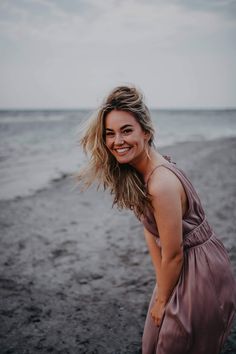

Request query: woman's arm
[
  {"left": 148, "top": 167, "right": 184, "bottom": 308},
  {"left": 143, "top": 227, "right": 162, "bottom": 285}
]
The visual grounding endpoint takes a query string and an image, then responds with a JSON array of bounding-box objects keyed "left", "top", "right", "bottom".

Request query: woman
[{"left": 78, "top": 85, "right": 236, "bottom": 354}]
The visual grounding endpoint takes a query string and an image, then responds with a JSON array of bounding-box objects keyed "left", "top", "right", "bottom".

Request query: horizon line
[{"left": 0, "top": 106, "right": 236, "bottom": 111}]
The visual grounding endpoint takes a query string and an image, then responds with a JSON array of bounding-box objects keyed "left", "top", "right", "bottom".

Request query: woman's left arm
[{"left": 148, "top": 168, "right": 184, "bottom": 324}]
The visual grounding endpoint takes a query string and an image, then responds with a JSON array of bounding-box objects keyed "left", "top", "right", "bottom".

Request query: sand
[{"left": 0, "top": 137, "right": 235, "bottom": 354}]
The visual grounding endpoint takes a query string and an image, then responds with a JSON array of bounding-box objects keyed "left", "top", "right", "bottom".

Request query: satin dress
[{"left": 141, "top": 162, "right": 236, "bottom": 354}]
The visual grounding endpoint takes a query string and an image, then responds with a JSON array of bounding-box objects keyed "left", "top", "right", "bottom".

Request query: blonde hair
[{"left": 77, "top": 85, "right": 155, "bottom": 218}]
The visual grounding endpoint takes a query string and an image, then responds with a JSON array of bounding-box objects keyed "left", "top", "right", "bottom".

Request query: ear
[{"left": 144, "top": 131, "right": 151, "bottom": 141}]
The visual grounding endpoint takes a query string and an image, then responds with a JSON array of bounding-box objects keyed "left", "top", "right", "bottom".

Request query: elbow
[
  {"left": 162, "top": 249, "right": 184, "bottom": 267},
  {"left": 174, "top": 251, "right": 184, "bottom": 267}
]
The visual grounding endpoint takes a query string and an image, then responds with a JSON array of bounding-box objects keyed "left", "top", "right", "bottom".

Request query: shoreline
[
  {"left": 1, "top": 135, "right": 235, "bottom": 204},
  {"left": 0, "top": 137, "right": 236, "bottom": 353}
]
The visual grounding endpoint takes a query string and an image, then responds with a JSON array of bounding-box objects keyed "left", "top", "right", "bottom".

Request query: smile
[{"left": 114, "top": 147, "right": 131, "bottom": 155}]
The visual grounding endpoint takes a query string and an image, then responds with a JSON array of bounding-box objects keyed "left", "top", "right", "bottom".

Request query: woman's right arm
[{"left": 143, "top": 227, "right": 162, "bottom": 285}]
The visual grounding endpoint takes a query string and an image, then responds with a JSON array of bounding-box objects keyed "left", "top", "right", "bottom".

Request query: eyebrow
[{"left": 105, "top": 124, "right": 133, "bottom": 131}]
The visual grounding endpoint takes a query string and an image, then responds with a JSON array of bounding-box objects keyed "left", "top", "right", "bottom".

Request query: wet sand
[{"left": 0, "top": 137, "right": 235, "bottom": 353}]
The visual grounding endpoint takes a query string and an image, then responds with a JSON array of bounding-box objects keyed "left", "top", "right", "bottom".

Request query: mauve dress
[{"left": 141, "top": 162, "right": 236, "bottom": 354}]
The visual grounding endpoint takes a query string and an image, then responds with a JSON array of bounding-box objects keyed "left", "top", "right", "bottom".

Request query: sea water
[{"left": 0, "top": 109, "right": 236, "bottom": 201}]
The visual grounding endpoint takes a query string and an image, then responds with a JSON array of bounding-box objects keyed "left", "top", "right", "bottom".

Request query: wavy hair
[{"left": 77, "top": 85, "right": 155, "bottom": 218}]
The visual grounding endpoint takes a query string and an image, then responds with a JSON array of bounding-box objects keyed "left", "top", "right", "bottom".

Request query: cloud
[
  {"left": 0, "top": 0, "right": 235, "bottom": 108},
  {"left": 137, "top": 0, "right": 236, "bottom": 20},
  {"left": 173, "top": 0, "right": 236, "bottom": 20},
  {"left": 1, "top": 0, "right": 235, "bottom": 46}
]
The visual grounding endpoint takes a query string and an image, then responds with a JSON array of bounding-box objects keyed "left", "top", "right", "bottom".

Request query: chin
[
  {"left": 117, "top": 156, "right": 135, "bottom": 165},
  {"left": 115, "top": 157, "right": 128, "bottom": 164},
  {"left": 118, "top": 160, "right": 130, "bottom": 165}
]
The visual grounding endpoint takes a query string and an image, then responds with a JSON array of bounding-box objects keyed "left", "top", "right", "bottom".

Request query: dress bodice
[{"left": 141, "top": 162, "right": 209, "bottom": 248}]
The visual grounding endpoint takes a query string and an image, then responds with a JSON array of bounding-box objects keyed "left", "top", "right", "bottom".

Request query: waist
[{"left": 183, "top": 218, "right": 213, "bottom": 249}]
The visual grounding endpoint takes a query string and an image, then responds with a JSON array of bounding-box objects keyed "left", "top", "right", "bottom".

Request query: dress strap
[
  {"left": 145, "top": 163, "right": 169, "bottom": 186},
  {"left": 156, "top": 163, "right": 205, "bottom": 219},
  {"left": 145, "top": 156, "right": 175, "bottom": 185}
]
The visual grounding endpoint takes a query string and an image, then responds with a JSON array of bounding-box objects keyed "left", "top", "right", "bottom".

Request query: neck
[{"left": 130, "top": 146, "right": 165, "bottom": 183}]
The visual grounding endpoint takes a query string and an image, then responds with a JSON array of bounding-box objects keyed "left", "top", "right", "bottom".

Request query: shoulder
[{"left": 147, "top": 166, "right": 182, "bottom": 201}]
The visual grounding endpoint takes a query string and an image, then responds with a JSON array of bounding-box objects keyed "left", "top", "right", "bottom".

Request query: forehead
[{"left": 105, "top": 110, "right": 139, "bottom": 129}]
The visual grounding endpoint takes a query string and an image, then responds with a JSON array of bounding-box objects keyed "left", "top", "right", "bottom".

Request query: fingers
[{"left": 150, "top": 309, "right": 161, "bottom": 327}]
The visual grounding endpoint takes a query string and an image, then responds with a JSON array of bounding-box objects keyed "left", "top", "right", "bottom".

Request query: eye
[
  {"left": 122, "top": 128, "right": 133, "bottom": 135},
  {"left": 105, "top": 131, "right": 114, "bottom": 137}
]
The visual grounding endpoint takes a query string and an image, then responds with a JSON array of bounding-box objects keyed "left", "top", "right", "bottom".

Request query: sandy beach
[{"left": 0, "top": 137, "right": 235, "bottom": 354}]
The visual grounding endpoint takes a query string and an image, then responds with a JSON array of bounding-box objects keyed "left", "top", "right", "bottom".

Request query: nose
[{"left": 114, "top": 133, "right": 124, "bottom": 145}]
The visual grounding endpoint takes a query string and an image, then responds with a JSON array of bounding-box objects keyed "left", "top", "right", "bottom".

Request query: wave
[{"left": 1, "top": 109, "right": 236, "bottom": 202}]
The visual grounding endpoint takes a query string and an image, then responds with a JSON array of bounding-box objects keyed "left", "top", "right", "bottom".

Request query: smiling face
[{"left": 104, "top": 110, "right": 149, "bottom": 165}]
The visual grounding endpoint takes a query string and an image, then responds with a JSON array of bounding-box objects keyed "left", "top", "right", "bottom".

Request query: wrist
[{"left": 155, "top": 295, "right": 167, "bottom": 305}]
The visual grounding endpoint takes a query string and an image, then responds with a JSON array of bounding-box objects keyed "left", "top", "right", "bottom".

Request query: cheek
[
  {"left": 105, "top": 138, "right": 112, "bottom": 149},
  {"left": 105, "top": 139, "right": 115, "bottom": 154},
  {"left": 134, "top": 135, "right": 146, "bottom": 147}
]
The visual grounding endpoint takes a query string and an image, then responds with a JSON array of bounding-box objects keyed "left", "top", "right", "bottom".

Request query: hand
[{"left": 150, "top": 298, "right": 166, "bottom": 327}]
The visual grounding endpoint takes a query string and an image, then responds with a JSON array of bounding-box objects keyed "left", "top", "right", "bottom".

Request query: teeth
[{"left": 116, "top": 148, "right": 130, "bottom": 153}]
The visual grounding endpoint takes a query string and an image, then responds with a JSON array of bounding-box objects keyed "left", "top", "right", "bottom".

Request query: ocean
[{"left": 0, "top": 109, "right": 236, "bottom": 201}]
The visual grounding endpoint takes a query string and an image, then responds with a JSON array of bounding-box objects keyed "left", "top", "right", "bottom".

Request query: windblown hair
[{"left": 77, "top": 85, "right": 155, "bottom": 218}]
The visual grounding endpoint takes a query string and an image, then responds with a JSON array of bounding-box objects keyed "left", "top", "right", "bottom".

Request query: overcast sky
[{"left": 0, "top": 0, "right": 236, "bottom": 109}]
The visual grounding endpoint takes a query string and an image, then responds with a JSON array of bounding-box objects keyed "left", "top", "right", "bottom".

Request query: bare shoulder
[{"left": 147, "top": 166, "right": 182, "bottom": 199}]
